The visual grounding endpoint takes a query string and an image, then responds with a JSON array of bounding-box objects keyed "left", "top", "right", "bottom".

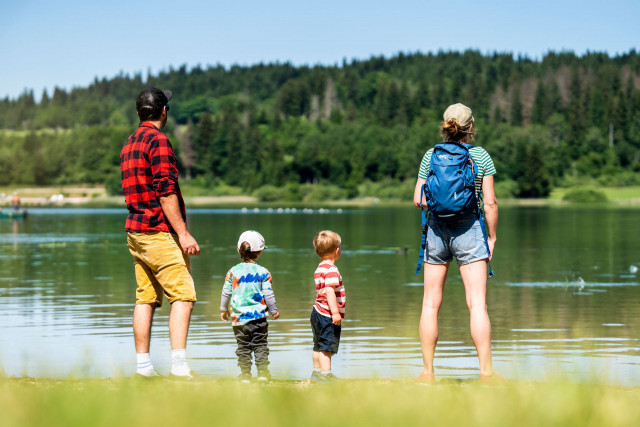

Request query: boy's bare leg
[
  {"left": 318, "top": 351, "right": 332, "bottom": 371},
  {"left": 133, "top": 303, "right": 155, "bottom": 353},
  {"left": 312, "top": 351, "right": 321, "bottom": 369},
  {"left": 418, "top": 263, "right": 448, "bottom": 379},
  {"left": 459, "top": 260, "right": 493, "bottom": 376}
]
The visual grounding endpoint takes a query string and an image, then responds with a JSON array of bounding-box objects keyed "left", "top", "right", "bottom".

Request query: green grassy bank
[{"left": 1, "top": 377, "right": 639, "bottom": 426}]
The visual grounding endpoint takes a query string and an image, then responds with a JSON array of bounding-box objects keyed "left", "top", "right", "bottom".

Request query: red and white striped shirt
[{"left": 313, "top": 262, "right": 345, "bottom": 318}]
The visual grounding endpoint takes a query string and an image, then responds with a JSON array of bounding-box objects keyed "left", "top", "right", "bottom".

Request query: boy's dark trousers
[{"left": 233, "top": 318, "right": 269, "bottom": 373}]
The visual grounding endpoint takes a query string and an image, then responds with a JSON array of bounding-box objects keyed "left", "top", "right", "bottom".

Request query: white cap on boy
[{"left": 237, "top": 230, "right": 267, "bottom": 252}]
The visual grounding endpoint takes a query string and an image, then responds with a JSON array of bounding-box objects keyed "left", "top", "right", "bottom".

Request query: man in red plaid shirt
[{"left": 121, "top": 87, "right": 200, "bottom": 379}]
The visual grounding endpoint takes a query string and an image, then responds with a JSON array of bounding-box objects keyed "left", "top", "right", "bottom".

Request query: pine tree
[
  {"left": 517, "top": 142, "right": 551, "bottom": 198},
  {"left": 194, "top": 112, "right": 216, "bottom": 177},
  {"left": 510, "top": 86, "right": 522, "bottom": 126},
  {"left": 567, "top": 69, "right": 587, "bottom": 156},
  {"left": 531, "top": 80, "right": 547, "bottom": 124}
]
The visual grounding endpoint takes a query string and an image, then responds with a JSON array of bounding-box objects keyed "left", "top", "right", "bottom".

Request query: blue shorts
[
  {"left": 310, "top": 308, "right": 341, "bottom": 354},
  {"left": 424, "top": 214, "right": 489, "bottom": 266}
]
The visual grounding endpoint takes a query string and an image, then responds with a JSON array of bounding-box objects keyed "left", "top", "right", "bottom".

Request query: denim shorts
[
  {"left": 424, "top": 214, "right": 489, "bottom": 266},
  {"left": 310, "top": 309, "right": 341, "bottom": 354}
]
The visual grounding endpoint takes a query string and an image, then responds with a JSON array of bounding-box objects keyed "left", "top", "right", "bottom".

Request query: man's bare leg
[
  {"left": 169, "top": 301, "right": 194, "bottom": 376},
  {"left": 133, "top": 303, "right": 157, "bottom": 376},
  {"left": 133, "top": 303, "right": 155, "bottom": 353}
]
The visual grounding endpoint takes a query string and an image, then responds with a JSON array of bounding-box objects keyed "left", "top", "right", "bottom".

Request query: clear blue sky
[{"left": 1, "top": 0, "right": 639, "bottom": 100}]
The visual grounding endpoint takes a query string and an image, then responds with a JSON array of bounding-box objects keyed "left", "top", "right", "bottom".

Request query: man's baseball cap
[
  {"left": 443, "top": 103, "right": 474, "bottom": 128},
  {"left": 136, "top": 87, "right": 172, "bottom": 111},
  {"left": 238, "top": 230, "right": 267, "bottom": 252}
]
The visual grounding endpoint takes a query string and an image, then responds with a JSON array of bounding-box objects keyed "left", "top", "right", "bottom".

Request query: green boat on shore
[{"left": 0, "top": 209, "right": 27, "bottom": 219}]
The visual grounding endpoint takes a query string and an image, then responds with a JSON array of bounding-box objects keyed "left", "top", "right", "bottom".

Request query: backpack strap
[
  {"left": 477, "top": 196, "right": 495, "bottom": 277},
  {"left": 415, "top": 183, "right": 429, "bottom": 275},
  {"left": 464, "top": 142, "right": 493, "bottom": 277}
]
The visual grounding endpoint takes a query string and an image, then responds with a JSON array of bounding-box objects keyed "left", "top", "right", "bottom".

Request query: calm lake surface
[{"left": 0, "top": 206, "right": 638, "bottom": 384}]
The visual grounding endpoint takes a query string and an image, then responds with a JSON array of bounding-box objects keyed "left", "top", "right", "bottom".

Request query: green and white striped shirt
[{"left": 418, "top": 145, "right": 496, "bottom": 199}]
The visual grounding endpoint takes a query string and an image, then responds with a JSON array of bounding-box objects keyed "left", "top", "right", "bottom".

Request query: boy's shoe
[
  {"left": 257, "top": 370, "right": 271, "bottom": 382},
  {"left": 238, "top": 373, "right": 252, "bottom": 384},
  {"left": 317, "top": 373, "right": 338, "bottom": 383},
  {"left": 309, "top": 371, "right": 322, "bottom": 383}
]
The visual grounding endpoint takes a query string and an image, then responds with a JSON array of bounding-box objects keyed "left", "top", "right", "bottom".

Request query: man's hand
[
  {"left": 220, "top": 311, "right": 229, "bottom": 321},
  {"left": 331, "top": 313, "right": 342, "bottom": 326},
  {"left": 179, "top": 232, "right": 200, "bottom": 256},
  {"left": 271, "top": 312, "right": 280, "bottom": 320}
]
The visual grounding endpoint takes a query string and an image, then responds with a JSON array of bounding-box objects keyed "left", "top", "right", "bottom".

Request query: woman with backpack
[{"left": 412, "top": 103, "right": 501, "bottom": 382}]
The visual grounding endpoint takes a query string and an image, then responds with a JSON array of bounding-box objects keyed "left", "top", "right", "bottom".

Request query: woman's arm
[
  {"left": 481, "top": 175, "right": 498, "bottom": 259},
  {"left": 413, "top": 178, "right": 427, "bottom": 208}
]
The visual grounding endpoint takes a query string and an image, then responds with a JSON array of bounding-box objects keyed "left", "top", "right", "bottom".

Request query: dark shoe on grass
[
  {"left": 309, "top": 371, "right": 322, "bottom": 383},
  {"left": 238, "top": 372, "right": 252, "bottom": 384},
  {"left": 257, "top": 370, "right": 271, "bottom": 382},
  {"left": 317, "top": 373, "right": 338, "bottom": 383}
]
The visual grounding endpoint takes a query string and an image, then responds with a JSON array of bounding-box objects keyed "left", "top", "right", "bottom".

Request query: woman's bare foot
[
  {"left": 479, "top": 372, "right": 507, "bottom": 384},
  {"left": 416, "top": 371, "right": 435, "bottom": 383}
]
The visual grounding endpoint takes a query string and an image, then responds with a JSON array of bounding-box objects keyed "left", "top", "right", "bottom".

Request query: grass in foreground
[{"left": 0, "top": 377, "right": 638, "bottom": 426}]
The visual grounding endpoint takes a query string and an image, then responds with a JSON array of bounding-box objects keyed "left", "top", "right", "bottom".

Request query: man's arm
[
  {"left": 148, "top": 134, "right": 200, "bottom": 256},
  {"left": 159, "top": 194, "right": 200, "bottom": 256},
  {"left": 482, "top": 175, "right": 498, "bottom": 259}
]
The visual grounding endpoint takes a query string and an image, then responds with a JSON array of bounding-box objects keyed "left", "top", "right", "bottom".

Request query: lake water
[{"left": 0, "top": 206, "right": 639, "bottom": 384}]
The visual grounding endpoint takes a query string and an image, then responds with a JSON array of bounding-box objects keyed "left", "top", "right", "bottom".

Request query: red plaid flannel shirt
[{"left": 120, "top": 122, "right": 186, "bottom": 232}]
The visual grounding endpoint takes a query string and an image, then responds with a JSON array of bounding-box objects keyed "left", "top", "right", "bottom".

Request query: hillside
[{"left": 1, "top": 50, "right": 639, "bottom": 200}]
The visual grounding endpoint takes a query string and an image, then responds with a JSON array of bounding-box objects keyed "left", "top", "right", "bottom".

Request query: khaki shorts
[{"left": 127, "top": 232, "right": 197, "bottom": 307}]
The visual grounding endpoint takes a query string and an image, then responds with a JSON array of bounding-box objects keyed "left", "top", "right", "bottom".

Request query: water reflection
[{"left": 0, "top": 207, "right": 639, "bottom": 384}]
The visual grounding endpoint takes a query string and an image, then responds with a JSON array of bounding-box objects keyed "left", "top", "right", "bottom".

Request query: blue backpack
[
  {"left": 425, "top": 141, "right": 478, "bottom": 220},
  {"left": 415, "top": 141, "right": 494, "bottom": 276}
]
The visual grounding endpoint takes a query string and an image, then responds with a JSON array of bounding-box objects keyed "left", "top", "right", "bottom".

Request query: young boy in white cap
[{"left": 220, "top": 230, "right": 279, "bottom": 382}]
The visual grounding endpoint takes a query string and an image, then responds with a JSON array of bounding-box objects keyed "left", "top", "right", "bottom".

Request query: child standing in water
[
  {"left": 221, "top": 230, "right": 279, "bottom": 382},
  {"left": 310, "top": 230, "right": 345, "bottom": 383}
]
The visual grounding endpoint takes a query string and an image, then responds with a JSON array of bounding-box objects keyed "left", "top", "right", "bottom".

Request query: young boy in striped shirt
[{"left": 310, "top": 230, "right": 345, "bottom": 383}]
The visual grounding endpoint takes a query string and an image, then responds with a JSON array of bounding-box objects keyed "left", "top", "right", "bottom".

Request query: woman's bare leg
[
  {"left": 419, "top": 263, "right": 449, "bottom": 379},
  {"left": 459, "top": 260, "right": 494, "bottom": 376}
]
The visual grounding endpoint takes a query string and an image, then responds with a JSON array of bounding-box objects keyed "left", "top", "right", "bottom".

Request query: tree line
[{"left": 1, "top": 50, "right": 639, "bottom": 198}]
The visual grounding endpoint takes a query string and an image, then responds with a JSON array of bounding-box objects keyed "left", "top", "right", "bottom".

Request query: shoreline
[
  {"left": 7, "top": 196, "right": 640, "bottom": 209},
  {"left": 2, "top": 185, "right": 640, "bottom": 209}
]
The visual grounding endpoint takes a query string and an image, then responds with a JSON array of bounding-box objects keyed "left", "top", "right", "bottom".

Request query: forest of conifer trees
[{"left": 1, "top": 50, "right": 638, "bottom": 200}]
